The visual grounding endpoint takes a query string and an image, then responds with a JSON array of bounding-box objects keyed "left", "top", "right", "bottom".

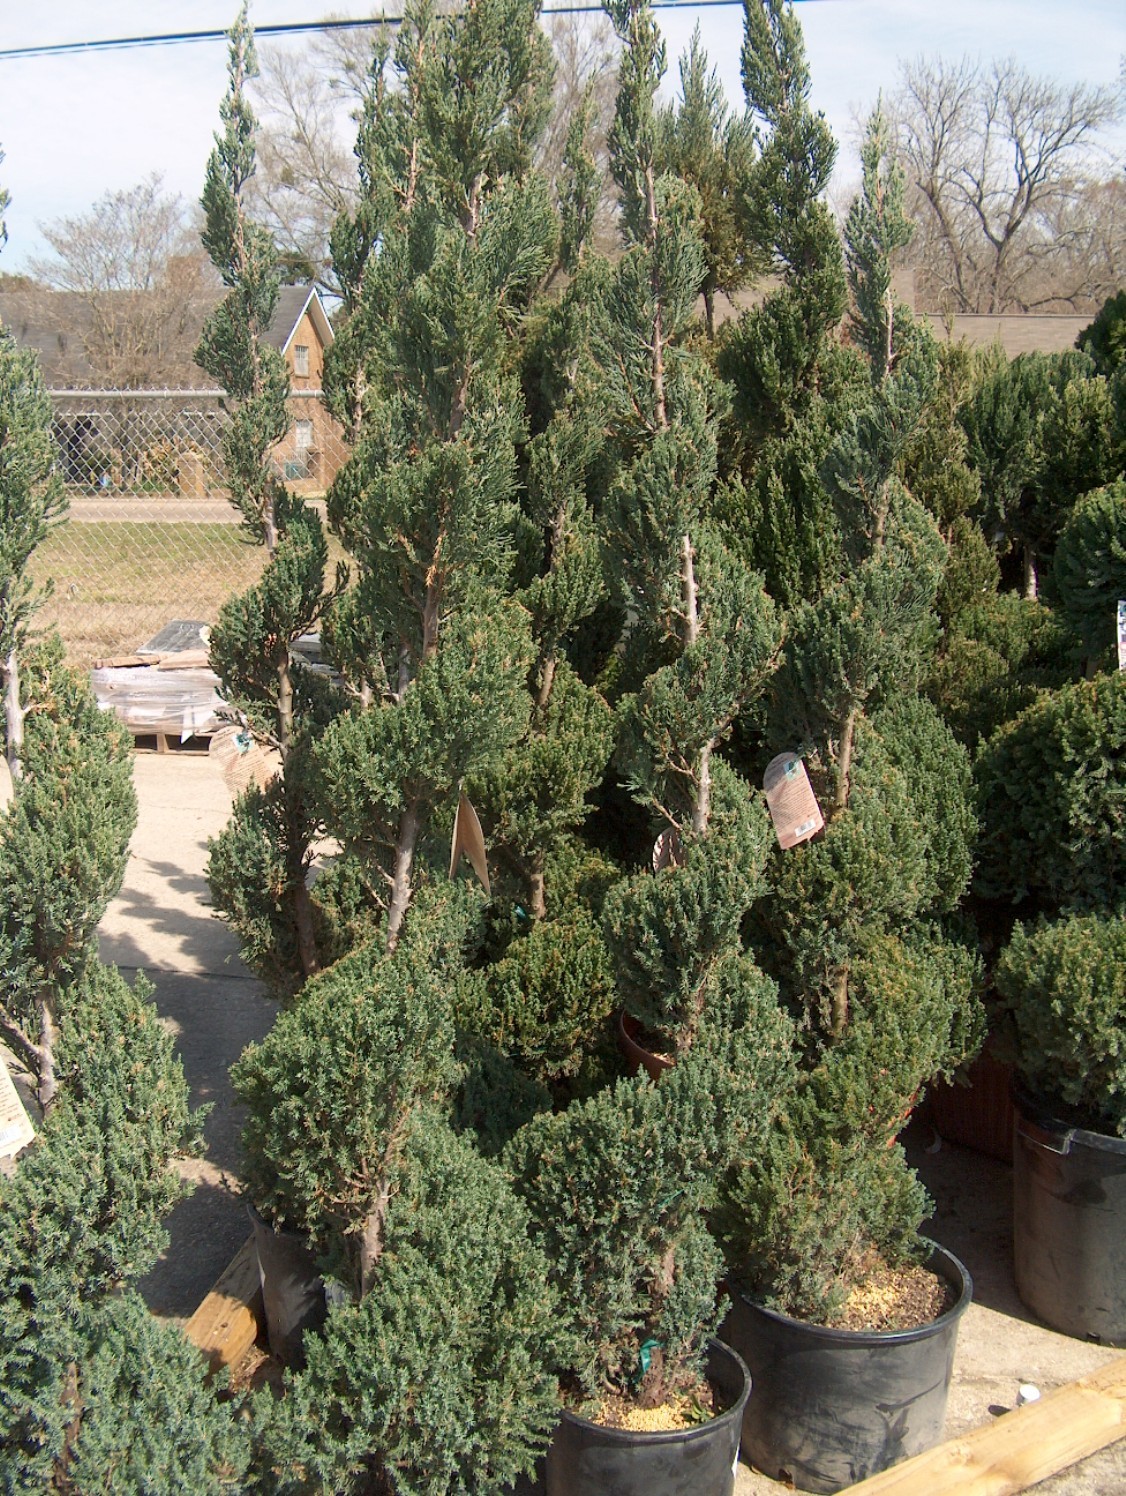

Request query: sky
[{"left": 0, "top": 0, "right": 1123, "bottom": 275}]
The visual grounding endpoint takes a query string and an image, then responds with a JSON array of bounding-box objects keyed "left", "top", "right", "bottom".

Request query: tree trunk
[
  {"left": 835, "top": 707, "right": 858, "bottom": 815},
  {"left": 1022, "top": 545, "right": 1038, "bottom": 600},
  {"left": 38, "top": 996, "right": 59, "bottom": 1111},
  {"left": 358, "top": 1177, "right": 395, "bottom": 1301},
  {"left": 386, "top": 802, "right": 422, "bottom": 952},
  {"left": 528, "top": 852, "right": 547, "bottom": 922},
  {"left": 4, "top": 648, "right": 23, "bottom": 781},
  {"left": 830, "top": 963, "right": 849, "bottom": 1039}
]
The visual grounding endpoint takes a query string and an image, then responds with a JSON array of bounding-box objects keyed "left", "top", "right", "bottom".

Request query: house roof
[
  {"left": 0, "top": 283, "right": 333, "bottom": 390},
  {"left": 920, "top": 314, "right": 1089, "bottom": 358}
]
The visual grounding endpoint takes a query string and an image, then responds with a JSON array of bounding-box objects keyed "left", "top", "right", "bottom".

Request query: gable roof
[{"left": 0, "top": 284, "right": 333, "bottom": 390}]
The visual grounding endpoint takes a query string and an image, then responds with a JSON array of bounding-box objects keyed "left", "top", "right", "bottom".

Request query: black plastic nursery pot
[
  {"left": 248, "top": 1204, "right": 327, "bottom": 1367},
  {"left": 543, "top": 1339, "right": 750, "bottom": 1496},
  {"left": 1013, "top": 1090, "right": 1126, "bottom": 1346},
  {"left": 721, "top": 1245, "right": 972, "bottom": 1495}
]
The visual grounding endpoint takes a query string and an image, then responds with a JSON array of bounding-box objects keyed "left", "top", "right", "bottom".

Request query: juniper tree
[
  {"left": 0, "top": 964, "right": 239, "bottom": 1491},
  {"left": 198, "top": 4, "right": 336, "bottom": 990},
  {"left": 655, "top": 26, "right": 761, "bottom": 339},
  {"left": 0, "top": 157, "right": 67, "bottom": 780},
  {"left": 716, "top": 0, "right": 864, "bottom": 609},
  {"left": 313, "top": 0, "right": 557, "bottom": 952},
  {"left": 717, "top": 84, "right": 983, "bottom": 1319},
  {"left": 233, "top": 887, "right": 563, "bottom": 1493},
  {"left": 594, "top": 0, "right": 780, "bottom": 1052}
]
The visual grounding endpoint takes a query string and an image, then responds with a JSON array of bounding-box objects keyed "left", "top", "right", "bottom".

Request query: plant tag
[
  {"left": 208, "top": 725, "right": 281, "bottom": 794},
  {"left": 449, "top": 792, "right": 491, "bottom": 896},
  {"left": 1117, "top": 600, "right": 1125, "bottom": 671},
  {"left": 0, "top": 1058, "right": 35, "bottom": 1160},
  {"left": 764, "top": 752, "right": 823, "bottom": 849},
  {"left": 0, "top": 755, "right": 12, "bottom": 815},
  {"left": 652, "top": 826, "right": 684, "bottom": 872}
]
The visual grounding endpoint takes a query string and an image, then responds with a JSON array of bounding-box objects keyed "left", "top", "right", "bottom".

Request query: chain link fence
[{"left": 32, "top": 390, "right": 350, "bottom": 670}]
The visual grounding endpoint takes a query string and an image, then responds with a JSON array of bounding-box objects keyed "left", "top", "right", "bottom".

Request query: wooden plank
[
  {"left": 845, "top": 1356, "right": 1126, "bottom": 1494},
  {"left": 182, "top": 1234, "right": 264, "bottom": 1375}
]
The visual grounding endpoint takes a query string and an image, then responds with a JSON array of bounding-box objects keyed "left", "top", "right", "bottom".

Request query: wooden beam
[
  {"left": 182, "top": 1234, "right": 264, "bottom": 1375},
  {"left": 845, "top": 1357, "right": 1126, "bottom": 1494}
]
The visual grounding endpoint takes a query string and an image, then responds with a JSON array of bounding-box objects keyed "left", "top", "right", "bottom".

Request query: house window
[
  {"left": 293, "top": 344, "right": 310, "bottom": 377},
  {"left": 295, "top": 419, "right": 314, "bottom": 451}
]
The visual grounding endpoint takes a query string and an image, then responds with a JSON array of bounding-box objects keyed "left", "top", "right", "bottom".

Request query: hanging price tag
[
  {"left": 0, "top": 1058, "right": 35, "bottom": 1160},
  {"left": 764, "top": 752, "right": 824, "bottom": 850}
]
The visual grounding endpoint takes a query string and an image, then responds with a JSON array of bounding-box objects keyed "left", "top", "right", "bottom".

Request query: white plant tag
[
  {"left": 1117, "top": 600, "right": 1125, "bottom": 671},
  {"left": 0, "top": 1058, "right": 35, "bottom": 1160},
  {"left": 764, "top": 752, "right": 824, "bottom": 850},
  {"left": 0, "top": 755, "right": 12, "bottom": 815}
]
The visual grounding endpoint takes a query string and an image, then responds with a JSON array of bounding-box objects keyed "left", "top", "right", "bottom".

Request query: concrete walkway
[
  {"left": 98, "top": 749, "right": 1124, "bottom": 1491},
  {"left": 97, "top": 748, "right": 274, "bottom": 1322}
]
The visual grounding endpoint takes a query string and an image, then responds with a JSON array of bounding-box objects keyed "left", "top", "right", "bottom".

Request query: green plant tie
[{"left": 637, "top": 1338, "right": 661, "bottom": 1381}]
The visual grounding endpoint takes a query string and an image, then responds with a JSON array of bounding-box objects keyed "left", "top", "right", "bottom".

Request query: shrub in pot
[
  {"left": 996, "top": 913, "right": 1126, "bottom": 1344},
  {"left": 506, "top": 965, "right": 794, "bottom": 1496},
  {"left": 232, "top": 894, "right": 565, "bottom": 1493},
  {"left": 709, "top": 73, "right": 982, "bottom": 1493}
]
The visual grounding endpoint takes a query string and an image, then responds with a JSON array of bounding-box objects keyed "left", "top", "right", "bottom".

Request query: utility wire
[{"left": 0, "top": 1, "right": 828, "bottom": 62}]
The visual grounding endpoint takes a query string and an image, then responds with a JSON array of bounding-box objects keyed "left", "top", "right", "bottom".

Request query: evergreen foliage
[
  {"left": 715, "top": 0, "right": 861, "bottom": 608},
  {"left": 0, "top": 641, "right": 136, "bottom": 1104},
  {"left": 1076, "top": 288, "right": 1126, "bottom": 377},
  {"left": 655, "top": 26, "right": 761, "bottom": 337},
  {"left": 996, "top": 913, "right": 1126, "bottom": 1137},
  {"left": 0, "top": 965, "right": 218, "bottom": 1489},
  {"left": 199, "top": 4, "right": 337, "bottom": 991},
  {"left": 961, "top": 349, "right": 1118, "bottom": 597},
  {"left": 1051, "top": 479, "right": 1126, "bottom": 667},
  {"left": 507, "top": 964, "right": 794, "bottom": 1407},
  {"left": 975, "top": 671, "right": 1126, "bottom": 913},
  {"left": 254, "top": 1113, "right": 561, "bottom": 1496},
  {"left": 0, "top": 158, "right": 67, "bottom": 778}
]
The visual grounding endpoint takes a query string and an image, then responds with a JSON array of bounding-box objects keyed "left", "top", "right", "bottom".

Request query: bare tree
[
  {"left": 249, "top": 26, "right": 380, "bottom": 291},
  {"left": 890, "top": 56, "right": 1122, "bottom": 314},
  {"left": 537, "top": 13, "right": 620, "bottom": 255},
  {"left": 29, "top": 173, "right": 217, "bottom": 387}
]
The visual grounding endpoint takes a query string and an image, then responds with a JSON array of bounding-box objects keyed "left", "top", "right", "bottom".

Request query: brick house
[{"left": 0, "top": 282, "right": 347, "bottom": 498}]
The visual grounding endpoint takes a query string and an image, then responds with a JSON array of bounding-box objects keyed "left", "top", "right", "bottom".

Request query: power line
[{"left": 0, "top": 2, "right": 828, "bottom": 63}]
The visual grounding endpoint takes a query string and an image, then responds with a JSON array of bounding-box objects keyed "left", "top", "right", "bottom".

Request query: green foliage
[
  {"left": 507, "top": 963, "right": 794, "bottom": 1405},
  {"left": 232, "top": 898, "right": 468, "bottom": 1275},
  {"left": 0, "top": 965, "right": 206, "bottom": 1488},
  {"left": 717, "top": 927, "right": 981, "bottom": 1322},
  {"left": 62, "top": 1292, "right": 249, "bottom": 1495},
  {"left": 961, "top": 349, "right": 1118, "bottom": 591},
  {"left": 655, "top": 26, "right": 762, "bottom": 333},
  {"left": 844, "top": 98, "right": 913, "bottom": 384},
  {"left": 926, "top": 591, "right": 1072, "bottom": 748},
  {"left": 0, "top": 644, "right": 136, "bottom": 1030},
  {"left": 1051, "top": 479, "right": 1126, "bottom": 666},
  {"left": 602, "top": 759, "right": 772, "bottom": 1042},
  {"left": 255, "top": 1114, "right": 561, "bottom": 1496},
  {"left": 0, "top": 325, "right": 66, "bottom": 664},
  {"left": 997, "top": 914, "right": 1126, "bottom": 1137},
  {"left": 975, "top": 672, "right": 1126, "bottom": 912},
  {"left": 1076, "top": 289, "right": 1126, "bottom": 377},
  {"left": 460, "top": 905, "right": 618, "bottom": 1085}
]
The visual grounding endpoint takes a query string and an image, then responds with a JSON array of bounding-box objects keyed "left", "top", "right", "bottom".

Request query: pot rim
[
  {"left": 1013, "top": 1086, "right": 1126, "bottom": 1155},
  {"left": 556, "top": 1337, "right": 750, "bottom": 1445},
  {"left": 731, "top": 1242, "right": 972, "bottom": 1348}
]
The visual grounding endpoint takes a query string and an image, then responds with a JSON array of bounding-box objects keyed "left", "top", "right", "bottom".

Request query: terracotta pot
[
  {"left": 929, "top": 1044, "right": 1015, "bottom": 1162},
  {"left": 617, "top": 1010, "right": 674, "bottom": 1082}
]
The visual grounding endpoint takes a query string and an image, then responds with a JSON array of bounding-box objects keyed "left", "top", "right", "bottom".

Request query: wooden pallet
[
  {"left": 847, "top": 1355, "right": 1126, "bottom": 1493},
  {"left": 130, "top": 729, "right": 213, "bottom": 755},
  {"left": 182, "top": 1235, "right": 264, "bottom": 1375}
]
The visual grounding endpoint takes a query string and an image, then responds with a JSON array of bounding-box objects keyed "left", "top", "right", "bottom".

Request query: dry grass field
[{"left": 31, "top": 513, "right": 348, "bottom": 670}]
